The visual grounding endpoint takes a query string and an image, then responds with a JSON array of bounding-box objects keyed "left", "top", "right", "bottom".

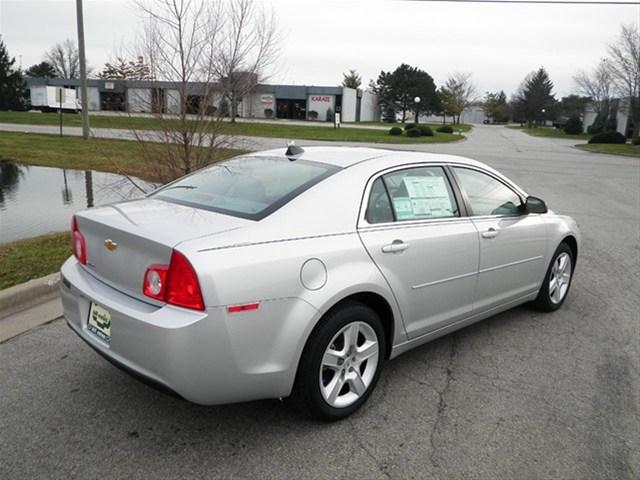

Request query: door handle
[
  {"left": 481, "top": 227, "right": 499, "bottom": 239},
  {"left": 382, "top": 240, "right": 409, "bottom": 253}
]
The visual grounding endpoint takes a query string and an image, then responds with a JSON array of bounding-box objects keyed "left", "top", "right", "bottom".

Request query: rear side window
[
  {"left": 452, "top": 167, "right": 521, "bottom": 216},
  {"left": 366, "top": 166, "right": 459, "bottom": 224},
  {"left": 152, "top": 156, "right": 339, "bottom": 220},
  {"left": 366, "top": 178, "right": 394, "bottom": 224}
]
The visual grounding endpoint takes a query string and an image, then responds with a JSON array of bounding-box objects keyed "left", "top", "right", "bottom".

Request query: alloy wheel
[
  {"left": 549, "top": 252, "right": 572, "bottom": 304},
  {"left": 319, "top": 321, "right": 379, "bottom": 408}
]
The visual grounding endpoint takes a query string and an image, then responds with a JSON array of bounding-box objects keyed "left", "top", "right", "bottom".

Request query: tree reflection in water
[{"left": 0, "top": 161, "right": 23, "bottom": 207}]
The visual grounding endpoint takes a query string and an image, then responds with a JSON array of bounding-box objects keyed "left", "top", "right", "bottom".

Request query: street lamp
[
  {"left": 541, "top": 108, "right": 546, "bottom": 127},
  {"left": 414, "top": 96, "right": 421, "bottom": 124}
]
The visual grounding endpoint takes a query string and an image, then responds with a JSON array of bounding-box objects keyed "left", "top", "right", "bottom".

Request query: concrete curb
[
  {"left": 0, "top": 272, "right": 61, "bottom": 320},
  {"left": 0, "top": 273, "right": 63, "bottom": 342}
]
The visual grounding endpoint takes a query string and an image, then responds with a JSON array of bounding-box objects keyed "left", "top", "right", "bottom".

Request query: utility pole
[{"left": 76, "top": 0, "right": 90, "bottom": 139}]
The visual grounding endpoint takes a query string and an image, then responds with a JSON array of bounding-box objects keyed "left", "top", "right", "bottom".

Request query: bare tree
[
  {"left": 129, "top": 0, "right": 231, "bottom": 184},
  {"left": 442, "top": 72, "right": 478, "bottom": 125},
  {"left": 213, "top": 0, "right": 280, "bottom": 122},
  {"left": 606, "top": 24, "right": 640, "bottom": 139},
  {"left": 574, "top": 59, "right": 613, "bottom": 130},
  {"left": 45, "top": 39, "right": 81, "bottom": 79}
]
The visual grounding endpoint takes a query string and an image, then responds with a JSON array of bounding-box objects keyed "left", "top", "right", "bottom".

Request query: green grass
[
  {"left": 0, "top": 232, "right": 70, "bottom": 290},
  {"left": 0, "top": 131, "right": 243, "bottom": 182},
  {"left": 219, "top": 121, "right": 463, "bottom": 143},
  {"left": 575, "top": 143, "right": 640, "bottom": 158},
  {"left": 0, "top": 111, "right": 464, "bottom": 144},
  {"left": 508, "top": 125, "right": 591, "bottom": 140},
  {"left": 351, "top": 120, "right": 473, "bottom": 132}
]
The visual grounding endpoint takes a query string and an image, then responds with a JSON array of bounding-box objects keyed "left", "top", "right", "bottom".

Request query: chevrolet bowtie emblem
[{"left": 104, "top": 239, "right": 118, "bottom": 251}]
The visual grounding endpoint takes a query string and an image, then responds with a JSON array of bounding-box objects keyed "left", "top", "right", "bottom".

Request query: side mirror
[{"left": 524, "top": 196, "right": 548, "bottom": 214}]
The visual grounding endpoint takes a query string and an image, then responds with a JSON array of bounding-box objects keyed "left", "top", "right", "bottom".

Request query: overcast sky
[{"left": 1, "top": 0, "right": 639, "bottom": 98}]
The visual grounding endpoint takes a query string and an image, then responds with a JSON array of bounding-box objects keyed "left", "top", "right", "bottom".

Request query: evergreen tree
[
  {"left": 0, "top": 37, "right": 28, "bottom": 111},
  {"left": 98, "top": 56, "right": 151, "bottom": 80},
  {"left": 342, "top": 69, "right": 362, "bottom": 90},
  {"left": 25, "top": 61, "right": 58, "bottom": 78},
  {"left": 515, "top": 67, "right": 557, "bottom": 127},
  {"left": 374, "top": 63, "right": 439, "bottom": 123}
]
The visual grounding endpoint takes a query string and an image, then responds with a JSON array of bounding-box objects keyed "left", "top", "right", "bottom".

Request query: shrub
[
  {"left": 563, "top": 116, "right": 583, "bottom": 135},
  {"left": 403, "top": 123, "right": 417, "bottom": 131},
  {"left": 307, "top": 110, "right": 318, "bottom": 121},
  {"left": 437, "top": 125, "right": 454, "bottom": 134},
  {"left": 587, "top": 123, "right": 602, "bottom": 135},
  {"left": 588, "top": 131, "right": 626, "bottom": 144},
  {"left": 264, "top": 108, "right": 273, "bottom": 119},
  {"left": 389, "top": 126, "right": 403, "bottom": 135},
  {"left": 417, "top": 125, "right": 433, "bottom": 136},
  {"left": 405, "top": 128, "right": 422, "bottom": 137}
]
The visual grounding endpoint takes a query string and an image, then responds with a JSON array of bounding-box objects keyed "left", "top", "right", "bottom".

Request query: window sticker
[
  {"left": 404, "top": 176, "right": 450, "bottom": 199},
  {"left": 395, "top": 176, "right": 454, "bottom": 219},
  {"left": 392, "top": 197, "right": 414, "bottom": 220}
]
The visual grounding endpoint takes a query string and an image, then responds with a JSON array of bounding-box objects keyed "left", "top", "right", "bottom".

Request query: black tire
[
  {"left": 291, "top": 301, "right": 386, "bottom": 421},
  {"left": 533, "top": 242, "right": 574, "bottom": 312}
]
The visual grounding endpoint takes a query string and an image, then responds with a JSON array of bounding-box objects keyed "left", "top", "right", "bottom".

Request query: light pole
[
  {"left": 76, "top": 0, "right": 90, "bottom": 139},
  {"left": 541, "top": 108, "right": 546, "bottom": 127},
  {"left": 414, "top": 96, "right": 421, "bottom": 124}
]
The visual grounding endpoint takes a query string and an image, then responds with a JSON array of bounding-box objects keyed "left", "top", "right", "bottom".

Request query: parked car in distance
[{"left": 61, "top": 146, "right": 580, "bottom": 421}]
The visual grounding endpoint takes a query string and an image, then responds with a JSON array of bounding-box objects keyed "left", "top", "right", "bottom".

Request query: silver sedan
[{"left": 61, "top": 146, "right": 580, "bottom": 420}]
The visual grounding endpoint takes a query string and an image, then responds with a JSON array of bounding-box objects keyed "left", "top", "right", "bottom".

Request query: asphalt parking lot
[{"left": 1, "top": 126, "right": 638, "bottom": 479}]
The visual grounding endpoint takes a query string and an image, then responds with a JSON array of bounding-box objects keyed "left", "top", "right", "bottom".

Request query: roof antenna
[{"left": 285, "top": 141, "right": 304, "bottom": 161}]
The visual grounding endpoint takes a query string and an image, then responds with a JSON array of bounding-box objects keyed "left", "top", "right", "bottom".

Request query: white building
[
  {"left": 26, "top": 78, "right": 380, "bottom": 123},
  {"left": 583, "top": 98, "right": 632, "bottom": 137}
]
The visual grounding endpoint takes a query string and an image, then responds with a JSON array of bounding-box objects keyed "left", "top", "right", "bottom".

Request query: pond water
[{"left": 0, "top": 162, "right": 155, "bottom": 244}]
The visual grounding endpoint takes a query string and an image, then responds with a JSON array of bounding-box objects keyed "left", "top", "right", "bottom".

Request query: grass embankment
[
  {"left": 0, "top": 131, "right": 243, "bottom": 182},
  {"left": 575, "top": 143, "right": 640, "bottom": 158},
  {"left": 350, "top": 120, "right": 473, "bottom": 132},
  {"left": 507, "top": 125, "right": 591, "bottom": 141},
  {"left": 0, "top": 233, "right": 70, "bottom": 290},
  {"left": 0, "top": 111, "right": 464, "bottom": 144}
]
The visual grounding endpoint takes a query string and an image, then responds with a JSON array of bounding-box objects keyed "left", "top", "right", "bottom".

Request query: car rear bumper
[{"left": 60, "top": 257, "right": 318, "bottom": 405}]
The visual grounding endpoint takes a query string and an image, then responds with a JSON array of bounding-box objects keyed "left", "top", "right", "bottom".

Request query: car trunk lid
[{"left": 76, "top": 198, "right": 250, "bottom": 302}]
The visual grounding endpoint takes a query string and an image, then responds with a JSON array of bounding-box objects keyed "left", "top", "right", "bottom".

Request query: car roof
[{"left": 247, "top": 146, "right": 487, "bottom": 170}]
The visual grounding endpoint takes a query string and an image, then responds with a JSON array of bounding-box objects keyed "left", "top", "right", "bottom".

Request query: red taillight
[
  {"left": 166, "top": 251, "right": 204, "bottom": 310},
  {"left": 71, "top": 216, "right": 87, "bottom": 265},
  {"left": 143, "top": 250, "right": 204, "bottom": 311}
]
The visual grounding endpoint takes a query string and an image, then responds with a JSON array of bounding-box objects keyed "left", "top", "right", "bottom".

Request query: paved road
[{"left": 1, "top": 126, "right": 639, "bottom": 479}]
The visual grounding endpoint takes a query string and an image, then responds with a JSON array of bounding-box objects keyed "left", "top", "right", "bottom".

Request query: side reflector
[{"left": 227, "top": 303, "right": 260, "bottom": 314}]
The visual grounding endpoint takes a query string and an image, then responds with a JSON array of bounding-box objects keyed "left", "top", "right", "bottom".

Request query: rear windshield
[{"left": 152, "top": 156, "right": 340, "bottom": 220}]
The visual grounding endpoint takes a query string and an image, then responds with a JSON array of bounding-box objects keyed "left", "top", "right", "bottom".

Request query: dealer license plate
[{"left": 87, "top": 303, "right": 112, "bottom": 344}]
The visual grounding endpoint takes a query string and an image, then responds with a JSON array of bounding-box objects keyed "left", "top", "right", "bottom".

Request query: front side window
[
  {"left": 453, "top": 167, "right": 521, "bottom": 216},
  {"left": 153, "top": 156, "right": 339, "bottom": 220},
  {"left": 366, "top": 166, "right": 458, "bottom": 224}
]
